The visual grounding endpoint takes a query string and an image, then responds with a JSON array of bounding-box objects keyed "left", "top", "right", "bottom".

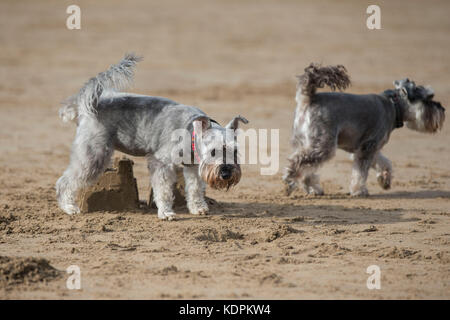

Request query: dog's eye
[{"left": 211, "top": 149, "right": 216, "bottom": 157}]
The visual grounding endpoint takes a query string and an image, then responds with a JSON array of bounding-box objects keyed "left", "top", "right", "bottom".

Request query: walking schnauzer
[
  {"left": 56, "top": 54, "right": 248, "bottom": 219},
  {"left": 283, "top": 63, "right": 445, "bottom": 196}
]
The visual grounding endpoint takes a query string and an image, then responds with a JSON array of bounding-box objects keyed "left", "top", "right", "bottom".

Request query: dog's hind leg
[
  {"left": 371, "top": 151, "right": 392, "bottom": 190},
  {"left": 56, "top": 121, "right": 113, "bottom": 214},
  {"left": 283, "top": 150, "right": 302, "bottom": 195},
  {"left": 283, "top": 138, "right": 336, "bottom": 196},
  {"left": 148, "top": 156, "right": 177, "bottom": 220}
]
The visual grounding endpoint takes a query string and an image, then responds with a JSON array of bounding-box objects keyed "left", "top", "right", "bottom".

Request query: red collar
[{"left": 191, "top": 130, "right": 201, "bottom": 164}]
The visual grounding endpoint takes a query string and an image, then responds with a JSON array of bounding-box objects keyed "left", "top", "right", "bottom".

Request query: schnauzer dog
[
  {"left": 56, "top": 54, "right": 248, "bottom": 219},
  {"left": 283, "top": 63, "right": 445, "bottom": 196}
]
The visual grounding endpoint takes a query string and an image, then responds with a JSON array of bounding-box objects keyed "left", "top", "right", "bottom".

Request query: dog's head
[
  {"left": 192, "top": 115, "right": 248, "bottom": 190},
  {"left": 394, "top": 78, "right": 445, "bottom": 133}
]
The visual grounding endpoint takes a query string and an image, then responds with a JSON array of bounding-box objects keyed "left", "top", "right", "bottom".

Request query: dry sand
[{"left": 0, "top": 0, "right": 449, "bottom": 299}]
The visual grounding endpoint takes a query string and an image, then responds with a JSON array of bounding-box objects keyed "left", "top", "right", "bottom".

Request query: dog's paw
[
  {"left": 158, "top": 211, "right": 176, "bottom": 221},
  {"left": 350, "top": 188, "right": 369, "bottom": 197},
  {"left": 188, "top": 203, "right": 209, "bottom": 215},
  {"left": 62, "top": 204, "right": 81, "bottom": 215},
  {"left": 377, "top": 171, "right": 391, "bottom": 190},
  {"left": 307, "top": 186, "right": 324, "bottom": 196},
  {"left": 192, "top": 208, "right": 209, "bottom": 215}
]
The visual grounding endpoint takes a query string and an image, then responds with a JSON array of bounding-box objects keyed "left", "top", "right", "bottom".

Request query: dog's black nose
[{"left": 220, "top": 165, "right": 232, "bottom": 180}]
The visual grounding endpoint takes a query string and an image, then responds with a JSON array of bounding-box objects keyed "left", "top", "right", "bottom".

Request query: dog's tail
[
  {"left": 296, "top": 63, "right": 351, "bottom": 105},
  {"left": 59, "top": 53, "right": 142, "bottom": 122}
]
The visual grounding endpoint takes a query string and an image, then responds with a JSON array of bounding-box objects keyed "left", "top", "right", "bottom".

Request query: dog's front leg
[
  {"left": 148, "top": 159, "right": 177, "bottom": 220},
  {"left": 371, "top": 152, "right": 393, "bottom": 190},
  {"left": 183, "top": 166, "right": 209, "bottom": 215}
]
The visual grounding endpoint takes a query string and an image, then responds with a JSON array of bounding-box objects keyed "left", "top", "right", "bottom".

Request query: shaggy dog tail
[
  {"left": 296, "top": 63, "right": 351, "bottom": 105},
  {"left": 59, "top": 53, "right": 142, "bottom": 122}
]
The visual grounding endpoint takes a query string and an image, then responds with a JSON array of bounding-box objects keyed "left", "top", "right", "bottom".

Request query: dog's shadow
[
  {"left": 369, "top": 189, "right": 450, "bottom": 200},
  {"left": 209, "top": 201, "right": 417, "bottom": 225},
  {"left": 293, "top": 189, "right": 450, "bottom": 201},
  {"left": 206, "top": 189, "right": 450, "bottom": 225}
]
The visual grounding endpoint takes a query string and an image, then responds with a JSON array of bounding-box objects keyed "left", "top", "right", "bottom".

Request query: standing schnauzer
[
  {"left": 283, "top": 63, "right": 445, "bottom": 196},
  {"left": 56, "top": 54, "right": 248, "bottom": 219}
]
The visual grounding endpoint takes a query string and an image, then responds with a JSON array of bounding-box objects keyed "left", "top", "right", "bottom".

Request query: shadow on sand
[{"left": 205, "top": 201, "right": 420, "bottom": 225}]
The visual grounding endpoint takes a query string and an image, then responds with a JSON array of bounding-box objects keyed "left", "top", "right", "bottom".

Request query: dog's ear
[
  {"left": 393, "top": 78, "right": 410, "bottom": 89},
  {"left": 192, "top": 116, "right": 211, "bottom": 135},
  {"left": 225, "top": 115, "right": 249, "bottom": 131},
  {"left": 393, "top": 79, "right": 409, "bottom": 99}
]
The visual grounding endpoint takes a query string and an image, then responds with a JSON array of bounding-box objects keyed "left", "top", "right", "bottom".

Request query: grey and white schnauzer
[
  {"left": 56, "top": 54, "right": 248, "bottom": 220},
  {"left": 283, "top": 63, "right": 445, "bottom": 196}
]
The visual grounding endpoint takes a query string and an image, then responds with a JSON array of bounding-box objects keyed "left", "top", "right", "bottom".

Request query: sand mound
[
  {"left": 259, "top": 273, "right": 282, "bottom": 286},
  {"left": 194, "top": 227, "right": 244, "bottom": 242},
  {"left": 0, "top": 256, "right": 61, "bottom": 286},
  {"left": 309, "top": 243, "right": 352, "bottom": 258},
  {"left": 265, "top": 224, "right": 299, "bottom": 242},
  {"left": 378, "top": 247, "right": 420, "bottom": 259},
  {"left": 0, "top": 211, "right": 16, "bottom": 231}
]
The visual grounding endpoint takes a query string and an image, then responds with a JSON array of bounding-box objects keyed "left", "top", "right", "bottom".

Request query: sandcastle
[{"left": 77, "top": 157, "right": 140, "bottom": 212}]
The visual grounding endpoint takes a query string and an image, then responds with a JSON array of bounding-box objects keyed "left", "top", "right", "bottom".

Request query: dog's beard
[
  {"left": 422, "top": 100, "right": 445, "bottom": 132},
  {"left": 406, "top": 100, "right": 445, "bottom": 133},
  {"left": 199, "top": 163, "right": 241, "bottom": 190}
]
